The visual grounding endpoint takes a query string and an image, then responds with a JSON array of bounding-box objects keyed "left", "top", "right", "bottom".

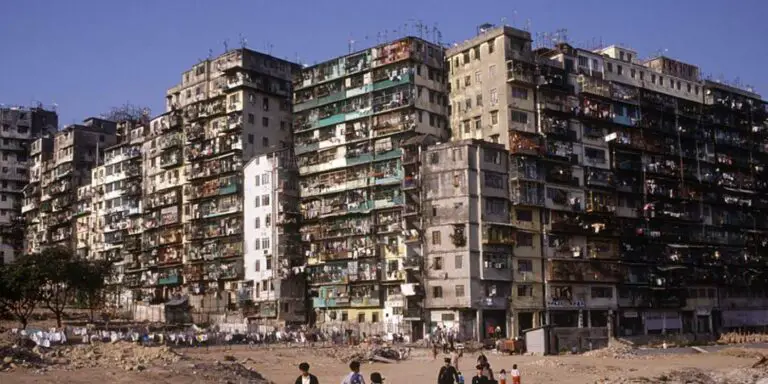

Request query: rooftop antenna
[
  {"left": 513, "top": 10, "right": 518, "bottom": 27},
  {"left": 223, "top": 39, "right": 229, "bottom": 53},
  {"left": 377, "top": 31, "right": 382, "bottom": 44},
  {"left": 525, "top": 19, "right": 531, "bottom": 32},
  {"left": 501, "top": 16, "right": 507, "bottom": 26},
  {"left": 348, "top": 36, "right": 356, "bottom": 53},
  {"left": 208, "top": 49, "right": 213, "bottom": 60},
  {"left": 239, "top": 33, "right": 248, "bottom": 49}
]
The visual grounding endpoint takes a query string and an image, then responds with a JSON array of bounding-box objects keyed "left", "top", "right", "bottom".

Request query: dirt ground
[{"left": 3, "top": 343, "right": 768, "bottom": 384}]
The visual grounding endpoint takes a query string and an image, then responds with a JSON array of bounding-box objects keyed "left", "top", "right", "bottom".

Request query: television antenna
[{"left": 239, "top": 33, "right": 248, "bottom": 49}]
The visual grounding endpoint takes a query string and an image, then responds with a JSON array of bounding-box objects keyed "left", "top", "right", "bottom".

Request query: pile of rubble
[
  {"left": 1, "top": 344, "right": 47, "bottom": 372},
  {"left": 718, "top": 332, "right": 768, "bottom": 345},
  {"left": 189, "top": 361, "right": 272, "bottom": 384},
  {"left": 582, "top": 342, "right": 638, "bottom": 359},
  {"left": 331, "top": 343, "right": 411, "bottom": 363},
  {"left": 52, "top": 341, "right": 183, "bottom": 371}
]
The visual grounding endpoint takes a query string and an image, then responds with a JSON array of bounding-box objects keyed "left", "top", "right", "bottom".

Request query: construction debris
[
  {"left": 582, "top": 342, "right": 638, "bottom": 359},
  {"left": 331, "top": 343, "right": 411, "bottom": 363},
  {"left": 718, "top": 332, "right": 768, "bottom": 345}
]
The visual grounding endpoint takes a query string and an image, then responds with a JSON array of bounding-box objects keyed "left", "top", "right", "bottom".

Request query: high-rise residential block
[
  {"left": 294, "top": 37, "right": 449, "bottom": 336},
  {"left": 23, "top": 118, "right": 117, "bottom": 256},
  {"left": 1, "top": 106, "right": 57, "bottom": 263}
]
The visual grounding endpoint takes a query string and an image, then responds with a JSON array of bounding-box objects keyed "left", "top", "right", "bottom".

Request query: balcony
[
  {"left": 188, "top": 175, "right": 240, "bottom": 200},
  {"left": 547, "top": 260, "right": 622, "bottom": 283},
  {"left": 143, "top": 207, "right": 180, "bottom": 230},
  {"left": 185, "top": 123, "right": 204, "bottom": 141},
  {"left": 506, "top": 61, "right": 535, "bottom": 85},
  {"left": 512, "top": 182, "right": 545, "bottom": 206},
  {"left": 190, "top": 196, "right": 241, "bottom": 220},
  {"left": 186, "top": 216, "right": 242, "bottom": 240},
  {"left": 158, "top": 150, "right": 182, "bottom": 168},
  {"left": 580, "top": 98, "right": 613, "bottom": 122},
  {"left": 482, "top": 224, "right": 515, "bottom": 245},
  {"left": 541, "top": 117, "right": 576, "bottom": 140},
  {"left": 186, "top": 238, "right": 242, "bottom": 261},
  {"left": 578, "top": 76, "right": 611, "bottom": 98},
  {"left": 204, "top": 261, "right": 243, "bottom": 281},
  {"left": 158, "top": 132, "right": 183, "bottom": 150},
  {"left": 509, "top": 132, "right": 542, "bottom": 156},
  {"left": 145, "top": 189, "right": 180, "bottom": 210},
  {"left": 187, "top": 134, "right": 242, "bottom": 162},
  {"left": 187, "top": 155, "right": 242, "bottom": 181},
  {"left": 143, "top": 228, "right": 182, "bottom": 249}
]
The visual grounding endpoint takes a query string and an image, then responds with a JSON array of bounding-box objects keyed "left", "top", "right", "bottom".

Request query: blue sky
[{"left": 1, "top": 0, "right": 766, "bottom": 126}]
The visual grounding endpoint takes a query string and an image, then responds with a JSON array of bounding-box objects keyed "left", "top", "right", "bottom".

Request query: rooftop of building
[
  {"left": 447, "top": 24, "right": 531, "bottom": 56},
  {"left": 300, "top": 35, "right": 444, "bottom": 72}
]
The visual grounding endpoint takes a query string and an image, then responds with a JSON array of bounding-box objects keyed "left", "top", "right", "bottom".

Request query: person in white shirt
[{"left": 341, "top": 361, "right": 365, "bottom": 384}]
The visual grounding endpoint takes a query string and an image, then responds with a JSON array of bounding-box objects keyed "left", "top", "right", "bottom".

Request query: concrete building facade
[
  {"left": 294, "top": 36, "right": 449, "bottom": 336},
  {"left": 421, "top": 139, "right": 514, "bottom": 340},
  {"left": 2, "top": 106, "right": 57, "bottom": 263},
  {"left": 243, "top": 148, "right": 304, "bottom": 323}
]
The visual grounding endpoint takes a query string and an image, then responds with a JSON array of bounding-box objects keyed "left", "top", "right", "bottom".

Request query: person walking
[
  {"left": 438, "top": 357, "right": 460, "bottom": 384},
  {"left": 510, "top": 364, "right": 521, "bottom": 384},
  {"left": 450, "top": 348, "right": 461, "bottom": 372},
  {"left": 295, "top": 362, "right": 320, "bottom": 384},
  {"left": 341, "top": 361, "right": 365, "bottom": 384}
]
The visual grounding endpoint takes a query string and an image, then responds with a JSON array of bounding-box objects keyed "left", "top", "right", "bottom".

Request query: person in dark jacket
[
  {"left": 438, "top": 357, "right": 460, "bottom": 384},
  {"left": 370, "top": 372, "right": 385, "bottom": 383},
  {"left": 295, "top": 362, "right": 320, "bottom": 384},
  {"left": 472, "top": 364, "right": 490, "bottom": 384}
]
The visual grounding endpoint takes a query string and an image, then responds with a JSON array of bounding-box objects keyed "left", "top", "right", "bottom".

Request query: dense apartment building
[
  {"left": 243, "top": 148, "right": 304, "bottom": 323},
  {"left": 23, "top": 118, "right": 117, "bottom": 255},
  {"left": 163, "top": 49, "right": 298, "bottom": 310},
  {"left": 294, "top": 36, "right": 449, "bottom": 336},
  {"left": 420, "top": 139, "right": 515, "bottom": 340},
  {"left": 447, "top": 23, "right": 768, "bottom": 342},
  {"left": 0, "top": 106, "right": 57, "bottom": 264}
]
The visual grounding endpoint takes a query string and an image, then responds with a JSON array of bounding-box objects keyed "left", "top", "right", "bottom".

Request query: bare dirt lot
[{"left": 4, "top": 342, "right": 768, "bottom": 384}]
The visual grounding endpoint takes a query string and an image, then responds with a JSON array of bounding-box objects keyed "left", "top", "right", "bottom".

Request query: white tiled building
[{"left": 243, "top": 149, "right": 305, "bottom": 323}]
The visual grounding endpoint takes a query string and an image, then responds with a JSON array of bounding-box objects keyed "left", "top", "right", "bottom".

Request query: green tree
[
  {"left": 36, "top": 247, "right": 82, "bottom": 328},
  {"left": 0, "top": 257, "right": 44, "bottom": 329},
  {"left": 75, "top": 260, "right": 112, "bottom": 322}
]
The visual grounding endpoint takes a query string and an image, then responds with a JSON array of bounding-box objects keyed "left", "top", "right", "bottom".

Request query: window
[
  {"left": 490, "top": 110, "right": 499, "bottom": 125},
  {"left": 619, "top": 52, "right": 625, "bottom": 61},
  {"left": 265, "top": 214, "right": 271, "bottom": 227},
  {"left": 475, "top": 70, "right": 481, "bottom": 84},
  {"left": 516, "top": 232, "right": 534, "bottom": 247},
  {"left": 639, "top": 71, "right": 644, "bottom": 81},
  {"left": 630, "top": 69, "right": 636, "bottom": 78},
  {"left": 474, "top": 117, "right": 482, "bottom": 131},
  {"left": 254, "top": 217, "right": 260, "bottom": 228},
  {"left": 695, "top": 86, "right": 700, "bottom": 95},
  {"left": 341, "top": 312, "right": 348, "bottom": 321},
  {"left": 248, "top": 134, "right": 254, "bottom": 144},
  {"left": 515, "top": 208, "right": 533, "bottom": 222},
  {"left": 517, "top": 259, "right": 533, "bottom": 272},
  {"left": 584, "top": 147, "right": 606, "bottom": 163},
  {"left": 484, "top": 198, "right": 506, "bottom": 214},
  {"left": 687, "top": 83, "right": 692, "bottom": 93},
  {"left": 455, "top": 285, "right": 465, "bottom": 297},
  {"left": 489, "top": 64, "right": 496, "bottom": 79},
  {"left": 262, "top": 97, "right": 269, "bottom": 111},
  {"left": 262, "top": 137, "right": 269, "bottom": 147},
  {"left": 432, "top": 231, "right": 441, "bottom": 245},
  {"left": 229, "top": 94, "right": 239, "bottom": 104},
  {"left": 248, "top": 113, "right": 255, "bottom": 124},
  {"left": 488, "top": 38, "right": 495, "bottom": 53},
  {"left": 464, "top": 76, "right": 471, "bottom": 87},
  {"left": 516, "top": 285, "right": 533, "bottom": 297},
  {"left": 511, "top": 87, "right": 528, "bottom": 99},
  {"left": 484, "top": 172, "right": 504, "bottom": 188},
  {"left": 433, "top": 286, "right": 443, "bottom": 298},
  {"left": 490, "top": 88, "right": 498, "bottom": 105},
  {"left": 591, "top": 287, "right": 613, "bottom": 299},
  {"left": 627, "top": 54, "right": 632, "bottom": 62},
  {"left": 280, "top": 121, "right": 287, "bottom": 130},
  {"left": 262, "top": 117, "right": 269, "bottom": 127},
  {"left": 659, "top": 77, "right": 664, "bottom": 86},
  {"left": 578, "top": 56, "right": 588, "bottom": 67},
  {"left": 510, "top": 110, "right": 528, "bottom": 124},
  {"left": 433, "top": 256, "right": 443, "bottom": 270},
  {"left": 262, "top": 237, "right": 270, "bottom": 250},
  {"left": 372, "top": 312, "right": 379, "bottom": 323},
  {"left": 455, "top": 255, "right": 463, "bottom": 269},
  {"left": 254, "top": 239, "right": 261, "bottom": 250},
  {"left": 476, "top": 94, "right": 483, "bottom": 107},
  {"left": 254, "top": 197, "right": 260, "bottom": 207},
  {"left": 254, "top": 175, "right": 261, "bottom": 186},
  {"left": 473, "top": 46, "right": 480, "bottom": 60},
  {"left": 462, "top": 120, "right": 470, "bottom": 133},
  {"left": 254, "top": 261, "right": 260, "bottom": 271},
  {"left": 452, "top": 148, "right": 462, "bottom": 161},
  {"left": 606, "top": 62, "right": 613, "bottom": 72},
  {"left": 617, "top": 65, "right": 623, "bottom": 75},
  {"left": 464, "top": 98, "right": 471, "bottom": 110},
  {"left": 357, "top": 313, "right": 365, "bottom": 323},
  {"left": 262, "top": 173, "right": 269, "bottom": 185},
  {"left": 262, "top": 195, "right": 270, "bottom": 206}
]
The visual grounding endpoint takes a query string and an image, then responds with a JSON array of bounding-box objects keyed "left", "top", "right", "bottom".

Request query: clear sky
[{"left": 1, "top": 0, "right": 766, "bottom": 126}]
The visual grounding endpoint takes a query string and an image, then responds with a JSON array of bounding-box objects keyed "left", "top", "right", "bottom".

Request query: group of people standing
[
  {"left": 293, "top": 350, "right": 521, "bottom": 384},
  {"left": 437, "top": 352, "right": 521, "bottom": 384}
]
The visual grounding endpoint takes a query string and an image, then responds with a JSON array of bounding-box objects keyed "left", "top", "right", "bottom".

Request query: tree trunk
[{"left": 55, "top": 311, "right": 63, "bottom": 328}]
